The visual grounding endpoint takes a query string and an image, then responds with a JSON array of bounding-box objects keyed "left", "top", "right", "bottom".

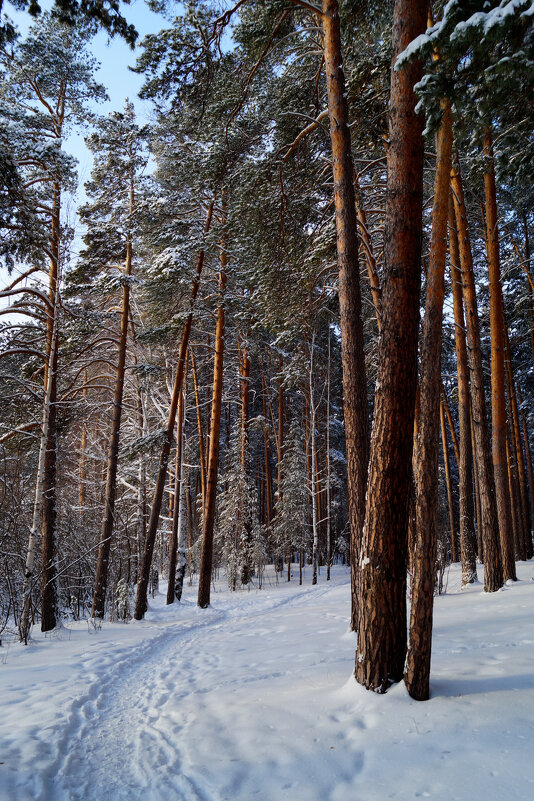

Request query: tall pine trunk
[
  {"left": 451, "top": 160, "right": 503, "bottom": 591},
  {"left": 404, "top": 97, "right": 452, "bottom": 701},
  {"left": 355, "top": 0, "right": 427, "bottom": 693},
  {"left": 483, "top": 130, "right": 516, "bottom": 581},
  {"left": 448, "top": 195, "right": 477, "bottom": 584},
  {"left": 197, "top": 205, "right": 227, "bottom": 609},
  {"left": 321, "top": 0, "right": 369, "bottom": 628}
]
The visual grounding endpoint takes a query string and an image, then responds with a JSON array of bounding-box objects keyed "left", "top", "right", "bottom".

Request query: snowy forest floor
[{"left": 2, "top": 562, "right": 534, "bottom": 801}]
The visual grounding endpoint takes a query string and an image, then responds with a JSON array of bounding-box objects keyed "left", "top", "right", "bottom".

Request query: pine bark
[
  {"left": 451, "top": 160, "right": 503, "bottom": 591},
  {"left": 355, "top": 0, "right": 427, "bottom": 693},
  {"left": 483, "top": 130, "right": 516, "bottom": 581},
  {"left": 448, "top": 196, "right": 477, "bottom": 584},
  {"left": 404, "top": 98, "right": 452, "bottom": 701},
  {"left": 167, "top": 388, "right": 185, "bottom": 604},
  {"left": 197, "top": 209, "right": 227, "bottom": 609},
  {"left": 321, "top": 0, "right": 369, "bottom": 628}
]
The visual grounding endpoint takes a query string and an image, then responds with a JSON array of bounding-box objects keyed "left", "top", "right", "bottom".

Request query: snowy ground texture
[{"left": 2, "top": 562, "right": 534, "bottom": 801}]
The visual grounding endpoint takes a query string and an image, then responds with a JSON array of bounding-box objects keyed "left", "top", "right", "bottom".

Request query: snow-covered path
[{"left": 2, "top": 564, "right": 534, "bottom": 801}]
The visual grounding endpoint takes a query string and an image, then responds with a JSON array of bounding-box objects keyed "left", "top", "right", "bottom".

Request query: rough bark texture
[
  {"left": 448, "top": 197, "right": 477, "bottom": 584},
  {"left": 355, "top": 0, "right": 426, "bottom": 693},
  {"left": 440, "top": 395, "right": 458, "bottom": 563},
  {"left": 451, "top": 161, "right": 503, "bottom": 592},
  {"left": 322, "top": 0, "right": 369, "bottom": 629},
  {"left": 134, "top": 201, "right": 214, "bottom": 620},
  {"left": 404, "top": 100, "right": 452, "bottom": 701}
]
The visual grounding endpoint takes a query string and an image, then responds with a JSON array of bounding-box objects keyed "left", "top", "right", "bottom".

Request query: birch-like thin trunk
[
  {"left": 19, "top": 278, "right": 60, "bottom": 643},
  {"left": 167, "top": 388, "right": 185, "bottom": 604}
]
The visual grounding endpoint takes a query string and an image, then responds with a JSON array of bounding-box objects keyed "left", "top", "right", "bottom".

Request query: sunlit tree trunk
[
  {"left": 451, "top": 160, "right": 503, "bottom": 591},
  {"left": 198, "top": 201, "right": 227, "bottom": 609},
  {"left": 356, "top": 0, "right": 427, "bottom": 693},
  {"left": 448, "top": 195, "right": 477, "bottom": 584},
  {"left": 322, "top": 0, "right": 369, "bottom": 627},
  {"left": 483, "top": 130, "right": 516, "bottom": 581}
]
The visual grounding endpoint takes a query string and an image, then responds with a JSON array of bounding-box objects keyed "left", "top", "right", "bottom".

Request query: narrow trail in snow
[{"left": 49, "top": 582, "right": 341, "bottom": 801}]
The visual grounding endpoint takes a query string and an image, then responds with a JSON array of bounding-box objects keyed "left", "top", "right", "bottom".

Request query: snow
[{"left": 2, "top": 561, "right": 534, "bottom": 800}]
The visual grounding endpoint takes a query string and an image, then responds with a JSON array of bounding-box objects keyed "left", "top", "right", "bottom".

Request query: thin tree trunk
[
  {"left": 92, "top": 181, "right": 134, "bottom": 618},
  {"left": 134, "top": 200, "right": 214, "bottom": 620},
  {"left": 326, "top": 326, "right": 332, "bottom": 580},
  {"left": 448, "top": 195, "right": 477, "bottom": 584},
  {"left": 41, "top": 183, "right": 61, "bottom": 633},
  {"left": 451, "top": 159, "right": 503, "bottom": 591},
  {"left": 322, "top": 0, "right": 369, "bottom": 628},
  {"left": 440, "top": 394, "right": 458, "bottom": 562},
  {"left": 483, "top": 129, "right": 516, "bottom": 581},
  {"left": 167, "top": 387, "right": 185, "bottom": 604},
  {"left": 190, "top": 347, "right": 206, "bottom": 510},
  {"left": 405, "top": 96, "right": 453, "bottom": 701},
  {"left": 197, "top": 201, "right": 227, "bottom": 609},
  {"left": 355, "top": 0, "right": 427, "bottom": 694},
  {"left": 517, "top": 385, "right": 534, "bottom": 556},
  {"left": 19, "top": 276, "right": 60, "bottom": 643}
]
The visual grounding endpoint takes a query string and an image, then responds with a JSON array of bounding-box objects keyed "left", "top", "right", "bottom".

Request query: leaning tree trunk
[
  {"left": 134, "top": 200, "right": 214, "bottom": 620},
  {"left": 451, "top": 159, "right": 503, "bottom": 592},
  {"left": 448, "top": 195, "right": 477, "bottom": 584},
  {"left": 355, "top": 0, "right": 427, "bottom": 694},
  {"left": 92, "top": 183, "right": 134, "bottom": 618},
  {"left": 321, "top": 0, "right": 369, "bottom": 629},
  {"left": 483, "top": 129, "right": 516, "bottom": 582},
  {"left": 404, "top": 97, "right": 452, "bottom": 701},
  {"left": 197, "top": 208, "right": 227, "bottom": 609}
]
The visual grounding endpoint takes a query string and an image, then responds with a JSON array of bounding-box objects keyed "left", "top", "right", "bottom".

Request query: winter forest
[{"left": 1, "top": 0, "right": 534, "bottom": 798}]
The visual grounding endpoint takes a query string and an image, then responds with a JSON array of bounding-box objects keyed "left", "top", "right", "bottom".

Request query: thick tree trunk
[
  {"left": 448, "top": 196, "right": 477, "bottom": 584},
  {"left": 451, "top": 160, "right": 503, "bottom": 591},
  {"left": 404, "top": 98, "right": 452, "bottom": 701},
  {"left": 197, "top": 209, "right": 227, "bottom": 609},
  {"left": 355, "top": 0, "right": 427, "bottom": 693},
  {"left": 483, "top": 130, "right": 516, "bottom": 581},
  {"left": 134, "top": 200, "right": 214, "bottom": 620},
  {"left": 321, "top": 0, "right": 369, "bottom": 629},
  {"left": 92, "top": 184, "right": 134, "bottom": 618}
]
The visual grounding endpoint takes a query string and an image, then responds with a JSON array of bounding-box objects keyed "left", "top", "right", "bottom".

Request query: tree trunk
[
  {"left": 197, "top": 203, "right": 227, "bottom": 609},
  {"left": 483, "top": 129, "right": 516, "bottom": 581},
  {"left": 355, "top": 0, "right": 427, "bottom": 694},
  {"left": 92, "top": 181, "right": 134, "bottom": 618},
  {"left": 451, "top": 159, "right": 503, "bottom": 591},
  {"left": 448, "top": 195, "right": 477, "bottom": 584},
  {"left": 321, "top": 0, "right": 369, "bottom": 628},
  {"left": 167, "top": 387, "right": 185, "bottom": 604},
  {"left": 41, "top": 184, "right": 61, "bottom": 633},
  {"left": 405, "top": 97, "right": 452, "bottom": 701},
  {"left": 134, "top": 200, "right": 214, "bottom": 620}
]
